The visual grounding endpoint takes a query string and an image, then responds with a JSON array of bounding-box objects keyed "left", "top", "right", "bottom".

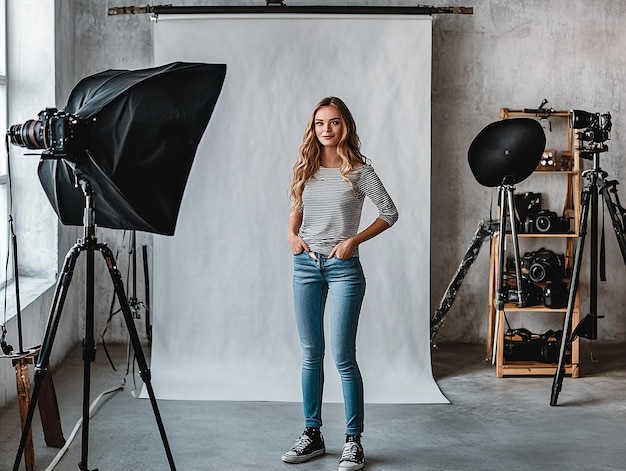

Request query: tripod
[
  {"left": 492, "top": 182, "right": 528, "bottom": 362},
  {"left": 550, "top": 149, "right": 626, "bottom": 406},
  {"left": 13, "top": 177, "right": 176, "bottom": 470}
]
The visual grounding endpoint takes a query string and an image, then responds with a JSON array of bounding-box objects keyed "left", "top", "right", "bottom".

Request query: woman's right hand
[{"left": 287, "top": 232, "right": 310, "bottom": 255}]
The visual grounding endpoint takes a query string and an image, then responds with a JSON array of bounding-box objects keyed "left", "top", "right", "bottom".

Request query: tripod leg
[
  {"left": 142, "top": 244, "right": 152, "bottom": 344},
  {"left": 98, "top": 244, "right": 177, "bottom": 470},
  {"left": 430, "top": 219, "right": 495, "bottom": 342},
  {"left": 495, "top": 187, "right": 508, "bottom": 312},
  {"left": 600, "top": 179, "right": 626, "bottom": 265},
  {"left": 550, "top": 188, "right": 591, "bottom": 406},
  {"left": 506, "top": 188, "right": 525, "bottom": 306},
  {"left": 13, "top": 244, "right": 82, "bottom": 471},
  {"left": 79, "top": 245, "right": 97, "bottom": 471},
  {"left": 492, "top": 187, "right": 509, "bottom": 366}
]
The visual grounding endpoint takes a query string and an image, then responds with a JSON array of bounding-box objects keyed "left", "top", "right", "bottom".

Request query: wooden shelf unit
[{"left": 487, "top": 108, "right": 581, "bottom": 378}]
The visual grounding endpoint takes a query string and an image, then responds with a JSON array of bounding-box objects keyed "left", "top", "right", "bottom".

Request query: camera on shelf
[
  {"left": 504, "top": 274, "right": 543, "bottom": 307},
  {"left": 504, "top": 328, "right": 568, "bottom": 363},
  {"left": 514, "top": 191, "right": 570, "bottom": 234},
  {"left": 505, "top": 252, "right": 569, "bottom": 309},
  {"left": 531, "top": 209, "right": 570, "bottom": 234},
  {"left": 522, "top": 248, "right": 566, "bottom": 283}
]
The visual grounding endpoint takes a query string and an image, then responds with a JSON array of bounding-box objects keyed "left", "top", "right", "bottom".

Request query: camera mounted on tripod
[
  {"left": 570, "top": 109, "right": 612, "bottom": 159},
  {"left": 7, "top": 107, "right": 82, "bottom": 160}
]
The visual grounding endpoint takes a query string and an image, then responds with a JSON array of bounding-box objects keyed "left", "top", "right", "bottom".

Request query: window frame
[{"left": 0, "top": 0, "right": 9, "bottom": 288}]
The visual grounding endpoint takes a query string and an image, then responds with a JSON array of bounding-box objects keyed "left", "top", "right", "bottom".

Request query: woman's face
[{"left": 314, "top": 105, "right": 343, "bottom": 148}]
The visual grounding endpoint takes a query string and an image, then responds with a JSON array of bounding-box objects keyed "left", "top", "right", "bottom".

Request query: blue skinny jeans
[{"left": 292, "top": 251, "right": 366, "bottom": 435}]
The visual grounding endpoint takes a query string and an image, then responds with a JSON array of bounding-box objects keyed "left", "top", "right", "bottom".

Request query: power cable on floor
[{"left": 44, "top": 384, "right": 124, "bottom": 471}]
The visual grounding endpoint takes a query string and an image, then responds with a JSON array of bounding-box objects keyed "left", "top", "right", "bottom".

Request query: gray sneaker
[
  {"left": 281, "top": 431, "right": 325, "bottom": 463},
  {"left": 338, "top": 441, "right": 365, "bottom": 470}
]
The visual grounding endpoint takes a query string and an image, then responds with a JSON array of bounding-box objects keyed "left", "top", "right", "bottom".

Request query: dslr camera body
[
  {"left": 506, "top": 249, "right": 569, "bottom": 309},
  {"left": 514, "top": 192, "right": 570, "bottom": 234},
  {"left": 522, "top": 248, "right": 566, "bottom": 283},
  {"left": 531, "top": 209, "right": 570, "bottom": 234}
]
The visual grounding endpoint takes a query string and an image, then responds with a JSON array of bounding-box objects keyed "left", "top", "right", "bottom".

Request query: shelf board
[
  {"left": 532, "top": 170, "right": 577, "bottom": 175},
  {"left": 502, "top": 303, "right": 567, "bottom": 313},
  {"left": 500, "top": 109, "right": 571, "bottom": 119},
  {"left": 498, "top": 232, "right": 578, "bottom": 238},
  {"left": 501, "top": 362, "right": 577, "bottom": 377}
]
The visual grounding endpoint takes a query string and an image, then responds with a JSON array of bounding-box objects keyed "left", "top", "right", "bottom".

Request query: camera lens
[
  {"left": 8, "top": 119, "right": 47, "bottom": 149},
  {"left": 529, "top": 263, "right": 547, "bottom": 283},
  {"left": 543, "top": 281, "right": 568, "bottom": 309},
  {"left": 535, "top": 214, "right": 551, "bottom": 233},
  {"left": 570, "top": 110, "right": 596, "bottom": 129}
]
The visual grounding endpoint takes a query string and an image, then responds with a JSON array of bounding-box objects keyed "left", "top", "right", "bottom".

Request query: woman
[{"left": 283, "top": 96, "right": 398, "bottom": 471}]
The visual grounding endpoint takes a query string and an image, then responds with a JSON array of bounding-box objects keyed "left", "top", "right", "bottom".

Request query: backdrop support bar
[{"left": 108, "top": 5, "right": 473, "bottom": 17}]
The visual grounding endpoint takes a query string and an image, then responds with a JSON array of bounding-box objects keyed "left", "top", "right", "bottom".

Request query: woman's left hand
[{"left": 329, "top": 238, "right": 357, "bottom": 259}]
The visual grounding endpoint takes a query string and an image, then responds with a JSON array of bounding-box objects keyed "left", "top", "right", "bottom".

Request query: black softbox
[{"left": 37, "top": 62, "right": 227, "bottom": 235}]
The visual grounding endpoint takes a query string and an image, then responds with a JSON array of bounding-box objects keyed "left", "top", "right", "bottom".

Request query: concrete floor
[{"left": 1, "top": 340, "right": 626, "bottom": 470}]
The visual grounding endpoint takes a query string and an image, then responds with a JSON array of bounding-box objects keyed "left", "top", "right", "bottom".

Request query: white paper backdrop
[{"left": 149, "top": 13, "right": 447, "bottom": 404}]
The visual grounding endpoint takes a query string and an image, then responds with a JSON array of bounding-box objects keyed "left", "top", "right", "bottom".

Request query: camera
[
  {"left": 503, "top": 267, "right": 568, "bottom": 309},
  {"left": 504, "top": 328, "right": 567, "bottom": 363},
  {"left": 534, "top": 209, "right": 570, "bottom": 234},
  {"left": 515, "top": 192, "right": 570, "bottom": 234},
  {"left": 505, "top": 274, "right": 543, "bottom": 307},
  {"left": 522, "top": 248, "right": 566, "bottom": 283},
  {"left": 514, "top": 191, "right": 541, "bottom": 232},
  {"left": 570, "top": 109, "right": 612, "bottom": 158},
  {"left": 7, "top": 108, "right": 78, "bottom": 159}
]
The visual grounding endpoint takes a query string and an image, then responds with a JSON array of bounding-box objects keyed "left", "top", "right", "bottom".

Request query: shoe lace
[
  {"left": 340, "top": 441, "right": 361, "bottom": 462},
  {"left": 292, "top": 435, "right": 313, "bottom": 453}
]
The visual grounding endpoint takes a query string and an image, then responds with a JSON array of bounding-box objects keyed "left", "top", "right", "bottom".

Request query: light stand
[
  {"left": 0, "top": 217, "right": 25, "bottom": 356},
  {"left": 1, "top": 139, "right": 26, "bottom": 357},
  {"left": 430, "top": 218, "right": 497, "bottom": 343},
  {"left": 467, "top": 117, "right": 546, "bottom": 361},
  {"left": 550, "top": 147, "right": 626, "bottom": 406},
  {"left": 6, "top": 61, "right": 226, "bottom": 470},
  {"left": 127, "top": 230, "right": 152, "bottom": 343},
  {"left": 13, "top": 177, "right": 176, "bottom": 471},
  {"left": 492, "top": 181, "right": 527, "bottom": 362}
]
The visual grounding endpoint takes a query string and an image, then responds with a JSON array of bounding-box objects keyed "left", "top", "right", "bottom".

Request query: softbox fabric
[{"left": 38, "top": 62, "right": 227, "bottom": 235}]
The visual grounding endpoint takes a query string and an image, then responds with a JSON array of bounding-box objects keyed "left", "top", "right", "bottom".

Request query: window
[
  {"left": 2, "top": 1, "right": 57, "bottom": 319},
  {"left": 0, "top": 0, "right": 8, "bottom": 287}
]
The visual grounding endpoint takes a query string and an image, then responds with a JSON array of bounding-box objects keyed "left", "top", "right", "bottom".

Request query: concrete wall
[
  {"left": 59, "top": 0, "right": 626, "bottom": 347},
  {"left": 430, "top": 0, "right": 626, "bottom": 343}
]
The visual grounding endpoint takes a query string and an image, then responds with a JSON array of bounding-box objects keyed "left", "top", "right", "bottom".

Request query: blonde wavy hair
[{"left": 290, "top": 96, "right": 366, "bottom": 211}]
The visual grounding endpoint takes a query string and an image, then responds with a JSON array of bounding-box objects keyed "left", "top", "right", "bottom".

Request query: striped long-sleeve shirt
[{"left": 299, "top": 164, "right": 398, "bottom": 257}]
